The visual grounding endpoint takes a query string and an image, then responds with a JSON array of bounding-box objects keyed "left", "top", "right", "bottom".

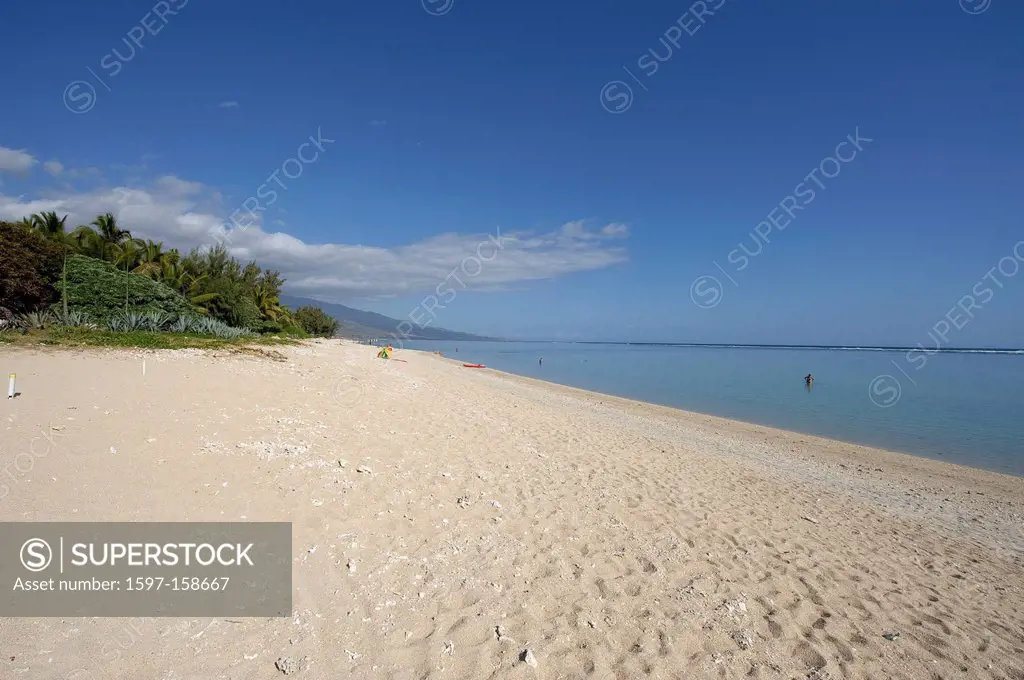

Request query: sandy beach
[{"left": 1, "top": 339, "right": 1022, "bottom": 680}]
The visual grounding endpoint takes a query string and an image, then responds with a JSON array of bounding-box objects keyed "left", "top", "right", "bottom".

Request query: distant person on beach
[{"left": 805, "top": 373, "right": 814, "bottom": 387}]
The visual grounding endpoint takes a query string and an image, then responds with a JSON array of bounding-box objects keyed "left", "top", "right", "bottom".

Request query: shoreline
[
  {"left": 418, "top": 344, "right": 1024, "bottom": 479},
  {"left": 2, "top": 340, "right": 1022, "bottom": 679},
  {"left": 425, "top": 346, "right": 1023, "bottom": 480}
]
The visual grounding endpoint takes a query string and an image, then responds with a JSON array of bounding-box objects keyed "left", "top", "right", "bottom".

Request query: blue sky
[{"left": 2, "top": 0, "right": 1023, "bottom": 345}]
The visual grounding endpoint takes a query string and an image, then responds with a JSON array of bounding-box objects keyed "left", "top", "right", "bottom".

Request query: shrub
[
  {"left": 0, "top": 221, "right": 64, "bottom": 315},
  {"left": 258, "top": 319, "right": 284, "bottom": 334},
  {"left": 293, "top": 305, "right": 339, "bottom": 337},
  {"left": 57, "top": 255, "right": 195, "bottom": 321},
  {"left": 230, "top": 296, "right": 263, "bottom": 331},
  {"left": 280, "top": 324, "right": 309, "bottom": 339}
]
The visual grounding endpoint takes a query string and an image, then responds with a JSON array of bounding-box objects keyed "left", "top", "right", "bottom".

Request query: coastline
[
  {"left": 413, "top": 341, "right": 1024, "bottom": 478},
  {"left": 1, "top": 340, "right": 1022, "bottom": 679}
]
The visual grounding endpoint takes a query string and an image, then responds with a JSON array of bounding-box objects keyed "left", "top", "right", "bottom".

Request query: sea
[{"left": 402, "top": 340, "right": 1024, "bottom": 476}]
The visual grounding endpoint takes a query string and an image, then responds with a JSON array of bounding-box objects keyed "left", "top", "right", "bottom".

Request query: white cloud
[
  {"left": 154, "top": 175, "right": 204, "bottom": 196},
  {"left": 0, "top": 146, "right": 37, "bottom": 174},
  {"left": 43, "top": 161, "right": 64, "bottom": 176},
  {"left": 561, "top": 220, "right": 629, "bottom": 240},
  {"left": 600, "top": 222, "right": 629, "bottom": 238},
  {"left": 66, "top": 166, "right": 104, "bottom": 180},
  {"left": 0, "top": 173, "right": 629, "bottom": 300},
  {"left": 218, "top": 101, "right": 239, "bottom": 108}
]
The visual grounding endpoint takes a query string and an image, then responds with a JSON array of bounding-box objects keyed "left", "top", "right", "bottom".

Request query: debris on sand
[
  {"left": 274, "top": 656, "right": 310, "bottom": 674},
  {"left": 731, "top": 629, "right": 754, "bottom": 650}
]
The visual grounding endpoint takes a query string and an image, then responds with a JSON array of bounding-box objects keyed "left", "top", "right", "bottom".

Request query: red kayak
[{"left": 462, "top": 363, "right": 486, "bottom": 368}]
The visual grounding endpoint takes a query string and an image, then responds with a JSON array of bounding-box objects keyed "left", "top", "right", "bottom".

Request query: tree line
[{"left": 0, "top": 212, "right": 339, "bottom": 338}]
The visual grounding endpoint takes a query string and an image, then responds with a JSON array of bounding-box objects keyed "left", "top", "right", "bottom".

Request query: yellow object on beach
[{"left": 376, "top": 345, "right": 393, "bottom": 359}]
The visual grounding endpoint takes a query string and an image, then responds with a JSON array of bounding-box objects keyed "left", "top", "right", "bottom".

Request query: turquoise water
[{"left": 403, "top": 341, "right": 1024, "bottom": 476}]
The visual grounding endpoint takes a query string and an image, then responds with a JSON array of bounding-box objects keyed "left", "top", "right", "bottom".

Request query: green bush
[
  {"left": 257, "top": 319, "right": 284, "bottom": 334},
  {"left": 230, "top": 296, "right": 263, "bottom": 331},
  {"left": 57, "top": 255, "right": 195, "bottom": 321},
  {"left": 293, "top": 305, "right": 339, "bottom": 337},
  {"left": 280, "top": 324, "right": 309, "bottom": 339},
  {"left": 0, "top": 221, "right": 64, "bottom": 317}
]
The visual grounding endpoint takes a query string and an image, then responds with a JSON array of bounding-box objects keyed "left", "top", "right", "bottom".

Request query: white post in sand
[{"left": 7, "top": 373, "right": 14, "bottom": 399}]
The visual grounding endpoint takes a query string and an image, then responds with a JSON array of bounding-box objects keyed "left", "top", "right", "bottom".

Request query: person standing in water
[
  {"left": 804, "top": 373, "right": 814, "bottom": 389},
  {"left": 539, "top": 357, "right": 543, "bottom": 367}
]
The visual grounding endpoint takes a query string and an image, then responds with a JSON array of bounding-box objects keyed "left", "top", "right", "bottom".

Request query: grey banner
[{"left": 0, "top": 522, "right": 291, "bottom": 617}]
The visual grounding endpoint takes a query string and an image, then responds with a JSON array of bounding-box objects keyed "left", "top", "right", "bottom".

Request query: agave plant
[
  {"left": 52, "top": 308, "right": 98, "bottom": 329},
  {"left": 141, "top": 311, "right": 174, "bottom": 332},
  {"left": 187, "top": 317, "right": 211, "bottom": 334},
  {"left": 170, "top": 317, "right": 197, "bottom": 333},
  {"left": 106, "top": 312, "right": 149, "bottom": 332},
  {"left": 16, "top": 311, "right": 55, "bottom": 330},
  {"left": 187, "top": 316, "right": 254, "bottom": 339},
  {"left": 106, "top": 315, "right": 126, "bottom": 333}
]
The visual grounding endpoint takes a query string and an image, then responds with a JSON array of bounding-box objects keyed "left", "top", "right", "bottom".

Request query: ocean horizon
[{"left": 404, "top": 340, "right": 1024, "bottom": 476}]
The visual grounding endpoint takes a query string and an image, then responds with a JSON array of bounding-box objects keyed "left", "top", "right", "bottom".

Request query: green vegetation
[
  {"left": 0, "top": 221, "right": 64, "bottom": 317},
  {"left": 293, "top": 305, "right": 341, "bottom": 337},
  {"left": 59, "top": 255, "right": 195, "bottom": 321},
  {"left": 0, "top": 325, "right": 300, "bottom": 351},
  {"left": 0, "top": 211, "right": 340, "bottom": 347}
]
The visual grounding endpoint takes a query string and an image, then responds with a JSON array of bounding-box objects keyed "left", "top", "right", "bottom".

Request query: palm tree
[
  {"left": 181, "top": 279, "right": 220, "bottom": 314},
  {"left": 30, "top": 212, "right": 73, "bottom": 316},
  {"left": 70, "top": 225, "right": 105, "bottom": 258},
  {"left": 111, "top": 238, "right": 146, "bottom": 272},
  {"left": 253, "top": 283, "right": 288, "bottom": 322},
  {"left": 158, "top": 260, "right": 220, "bottom": 314},
  {"left": 90, "top": 212, "right": 131, "bottom": 261},
  {"left": 109, "top": 238, "right": 146, "bottom": 314},
  {"left": 30, "top": 211, "right": 68, "bottom": 238},
  {"left": 133, "top": 240, "right": 170, "bottom": 278}
]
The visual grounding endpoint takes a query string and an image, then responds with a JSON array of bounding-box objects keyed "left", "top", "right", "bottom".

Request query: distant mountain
[{"left": 280, "top": 295, "right": 498, "bottom": 341}]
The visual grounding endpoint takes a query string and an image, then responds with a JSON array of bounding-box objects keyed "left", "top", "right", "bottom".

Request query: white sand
[{"left": 1, "top": 340, "right": 1022, "bottom": 680}]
